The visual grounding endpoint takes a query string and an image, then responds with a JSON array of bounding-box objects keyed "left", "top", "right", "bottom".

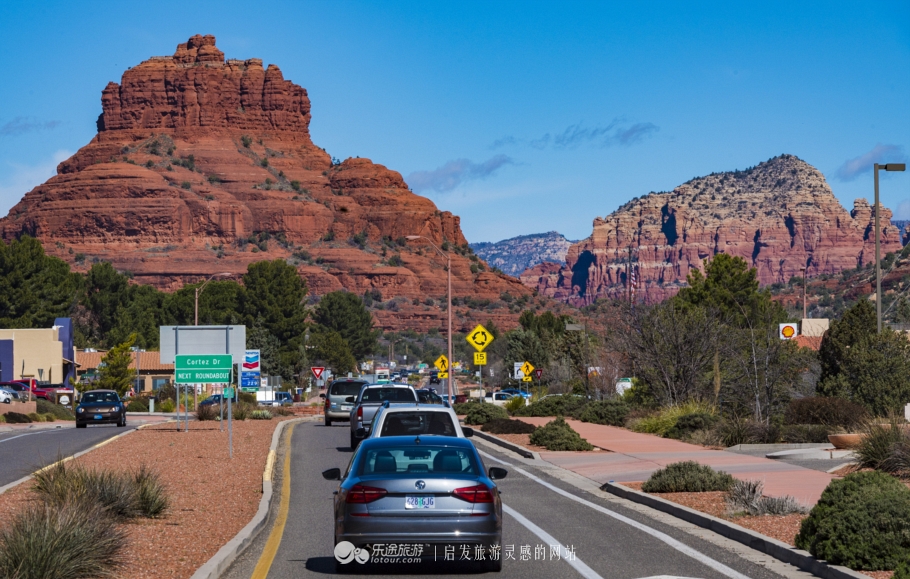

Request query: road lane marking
[
  {"left": 0, "top": 429, "right": 65, "bottom": 443},
  {"left": 251, "top": 423, "right": 296, "bottom": 579},
  {"left": 479, "top": 450, "right": 750, "bottom": 579},
  {"left": 504, "top": 503, "right": 604, "bottom": 579}
]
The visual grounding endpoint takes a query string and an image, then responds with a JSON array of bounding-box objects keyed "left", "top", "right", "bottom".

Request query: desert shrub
[
  {"left": 854, "top": 420, "right": 906, "bottom": 473},
  {"left": 232, "top": 402, "right": 254, "bottom": 420},
  {"left": 0, "top": 500, "right": 125, "bottom": 579},
  {"left": 632, "top": 401, "right": 715, "bottom": 438},
  {"left": 464, "top": 404, "right": 509, "bottom": 425},
  {"left": 239, "top": 392, "right": 256, "bottom": 405},
  {"left": 503, "top": 395, "right": 526, "bottom": 413},
  {"left": 726, "top": 479, "right": 806, "bottom": 516},
  {"left": 781, "top": 424, "right": 831, "bottom": 444},
  {"left": 126, "top": 400, "right": 148, "bottom": 412},
  {"left": 641, "top": 461, "right": 734, "bottom": 493},
  {"left": 132, "top": 465, "right": 168, "bottom": 517},
  {"left": 452, "top": 402, "right": 477, "bottom": 415},
  {"left": 156, "top": 383, "right": 176, "bottom": 401},
  {"left": 513, "top": 394, "right": 587, "bottom": 418},
  {"left": 481, "top": 418, "right": 537, "bottom": 435},
  {"left": 195, "top": 404, "right": 217, "bottom": 421},
  {"left": 249, "top": 409, "right": 273, "bottom": 420},
  {"left": 36, "top": 399, "right": 76, "bottom": 420},
  {"left": 795, "top": 471, "right": 910, "bottom": 570},
  {"left": 0, "top": 414, "right": 5, "bottom": 423},
  {"left": 273, "top": 406, "right": 294, "bottom": 416},
  {"left": 40, "top": 413, "right": 55, "bottom": 422},
  {"left": 529, "top": 417, "right": 594, "bottom": 451},
  {"left": 895, "top": 560, "right": 910, "bottom": 579},
  {"left": 158, "top": 399, "right": 176, "bottom": 413},
  {"left": 785, "top": 397, "right": 868, "bottom": 430},
  {"left": 577, "top": 399, "right": 629, "bottom": 426},
  {"left": 4, "top": 411, "right": 30, "bottom": 423},
  {"left": 28, "top": 412, "right": 42, "bottom": 422},
  {"left": 666, "top": 412, "right": 717, "bottom": 439}
]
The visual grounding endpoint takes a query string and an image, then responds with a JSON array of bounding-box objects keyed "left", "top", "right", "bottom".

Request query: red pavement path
[{"left": 515, "top": 417, "right": 835, "bottom": 506}]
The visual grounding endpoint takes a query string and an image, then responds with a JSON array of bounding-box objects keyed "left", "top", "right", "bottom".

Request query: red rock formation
[
  {"left": 0, "top": 35, "right": 532, "bottom": 331},
  {"left": 525, "top": 155, "right": 901, "bottom": 306}
]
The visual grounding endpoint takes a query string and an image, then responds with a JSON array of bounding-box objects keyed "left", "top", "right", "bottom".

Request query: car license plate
[
  {"left": 405, "top": 495, "right": 435, "bottom": 509},
  {"left": 341, "top": 405, "right": 352, "bottom": 411},
  {"left": 94, "top": 414, "right": 103, "bottom": 420}
]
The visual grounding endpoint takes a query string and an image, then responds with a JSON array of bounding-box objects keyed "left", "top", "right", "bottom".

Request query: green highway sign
[
  {"left": 175, "top": 354, "right": 233, "bottom": 384},
  {"left": 223, "top": 387, "right": 235, "bottom": 398}
]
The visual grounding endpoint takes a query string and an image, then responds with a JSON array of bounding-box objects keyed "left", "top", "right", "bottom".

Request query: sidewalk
[{"left": 515, "top": 417, "right": 835, "bottom": 506}]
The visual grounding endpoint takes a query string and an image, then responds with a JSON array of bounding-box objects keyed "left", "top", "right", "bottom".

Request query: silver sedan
[{"left": 323, "top": 435, "right": 507, "bottom": 572}]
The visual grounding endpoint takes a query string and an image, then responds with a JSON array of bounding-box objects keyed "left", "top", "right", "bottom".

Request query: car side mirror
[
  {"left": 355, "top": 427, "right": 366, "bottom": 438},
  {"left": 462, "top": 427, "right": 474, "bottom": 438},
  {"left": 488, "top": 467, "right": 508, "bottom": 480},
  {"left": 345, "top": 396, "right": 355, "bottom": 403},
  {"left": 322, "top": 468, "right": 341, "bottom": 481},
  {"left": 319, "top": 393, "right": 326, "bottom": 399}
]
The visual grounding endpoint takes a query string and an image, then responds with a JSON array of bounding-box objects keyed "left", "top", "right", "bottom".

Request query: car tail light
[
  {"left": 324, "top": 397, "right": 330, "bottom": 409},
  {"left": 453, "top": 484, "right": 494, "bottom": 503},
  {"left": 356, "top": 406, "right": 363, "bottom": 420},
  {"left": 346, "top": 484, "right": 387, "bottom": 503}
]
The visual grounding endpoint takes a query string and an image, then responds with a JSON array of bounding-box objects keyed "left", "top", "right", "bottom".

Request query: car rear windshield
[
  {"left": 360, "top": 388, "right": 416, "bottom": 403},
  {"left": 380, "top": 412, "right": 456, "bottom": 437},
  {"left": 359, "top": 446, "right": 479, "bottom": 476},
  {"left": 82, "top": 392, "right": 120, "bottom": 403},
  {"left": 416, "top": 391, "right": 442, "bottom": 404},
  {"left": 331, "top": 381, "right": 367, "bottom": 396}
]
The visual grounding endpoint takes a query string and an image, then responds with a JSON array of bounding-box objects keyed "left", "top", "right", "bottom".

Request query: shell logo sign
[{"left": 779, "top": 323, "right": 798, "bottom": 340}]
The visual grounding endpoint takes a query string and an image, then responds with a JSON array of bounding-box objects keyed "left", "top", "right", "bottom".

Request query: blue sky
[{"left": 1, "top": 1, "right": 908, "bottom": 243}]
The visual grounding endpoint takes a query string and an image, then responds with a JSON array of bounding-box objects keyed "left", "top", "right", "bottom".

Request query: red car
[{"left": 0, "top": 380, "right": 66, "bottom": 401}]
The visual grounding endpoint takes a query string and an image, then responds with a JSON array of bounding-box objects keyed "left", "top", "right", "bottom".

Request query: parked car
[
  {"left": 199, "top": 393, "right": 237, "bottom": 407},
  {"left": 499, "top": 388, "right": 531, "bottom": 399},
  {"left": 349, "top": 383, "right": 418, "bottom": 449},
  {"left": 76, "top": 390, "right": 127, "bottom": 428},
  {"left": 0, "top": 387, "right": 18, "bottom": 404},
  {"left": 256, "top": 390, "right": 292, "bottom": 406},
  {"left": 369, "top": 403, "right": 473, "bottom": 439},
  {"left": 321, "top": 378, "right": 370, "bottom": 426},
  {"left": 484, "top": 391, "right": 514, "bottom": 407},
  {"left": 322, "top": 436, "right": 507, "bottom": 571}
]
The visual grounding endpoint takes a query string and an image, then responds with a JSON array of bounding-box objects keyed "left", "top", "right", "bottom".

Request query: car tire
[
  {"left": 325, "top": 416, "right": 332, "bottom": 427},
  {"left": 76, "top": 422, "right": 86, "bottom": 428},
  {"left": 118, "top": 415, "right": 126, "bottom": 427},
  {"left": 350, "top": 433, "right": 358, "bottom": 450}
]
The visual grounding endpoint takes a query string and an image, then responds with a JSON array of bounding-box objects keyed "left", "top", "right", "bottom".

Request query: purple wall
[{"left": 0, "top": 340, "right": 13, "bottom": 382}]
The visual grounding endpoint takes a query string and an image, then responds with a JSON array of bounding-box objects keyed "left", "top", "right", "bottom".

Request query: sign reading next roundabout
[{"left": 175, "top": 354, "right": 233, "bottom": 384}]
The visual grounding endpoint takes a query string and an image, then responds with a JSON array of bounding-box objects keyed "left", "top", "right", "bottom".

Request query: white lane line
[
  {"left": 504, "top": 503, "right": 604, "bottom": 579},
  {"left": 0, "top": 429, "right": 65, "bottom": 443},
  {"left": 480, "top": 450, "right": 751, "bottom": 579}
]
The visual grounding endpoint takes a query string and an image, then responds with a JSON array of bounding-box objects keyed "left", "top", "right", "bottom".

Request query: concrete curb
[
  {"left": 0, "top": 421, "right": 164, "bottom": 497},
  {"left": 472, "top": 429, "right": 541, "bottom": 460},
  {"left": 190, "top": 417, "right": 310, "bottom": 579},
  {"left": 600, "top": 481, "right": 867, "bottom": 579}
]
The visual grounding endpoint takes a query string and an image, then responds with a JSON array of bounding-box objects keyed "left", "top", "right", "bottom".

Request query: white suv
[{"left": 368, "top": 403, "right": 474, "bottom": 439}]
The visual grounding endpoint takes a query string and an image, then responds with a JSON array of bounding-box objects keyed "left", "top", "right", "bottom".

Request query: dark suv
[{"left": 76, "top": 390, "right": 127, "bottom": 428}]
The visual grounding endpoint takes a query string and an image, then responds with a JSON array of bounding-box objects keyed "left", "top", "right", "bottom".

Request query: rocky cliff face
[
  {"left": 471, "top": 231, "right": 575, "bottom": 276},
  {"left": 524, "top": 155, "right": 902, "bottom": 306},
  {"left": 0, "top": 35, "right": 531, "bottom": 331}
]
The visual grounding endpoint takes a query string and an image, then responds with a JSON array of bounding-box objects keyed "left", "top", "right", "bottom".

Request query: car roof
[
  {"left": 359, "top": 435, "right": 474, "bottom": 450},
  {"left": 378, "top": 403, "right": 452, "bottom": 413},
  {"left": 364, "top": 383, "right": 412, "bottom": 388},
  {"left": 82, "top": 389, "right": 118, "bottom": 394}
]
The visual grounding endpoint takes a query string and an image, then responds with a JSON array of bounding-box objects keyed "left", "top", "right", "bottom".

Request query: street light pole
[
  {"left": 801, "top": 267, "right": 807, "bottom": 319},
  {"left": 874, "top": 163, "right": 906, "bottom": 334},
  {"left": 406, "top": 235, "right": 454, "bottom": 406}
]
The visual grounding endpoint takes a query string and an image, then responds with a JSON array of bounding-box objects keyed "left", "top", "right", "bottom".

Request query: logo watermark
[{"left": 333, "top": 543, "right": 576, "bottom": 565}]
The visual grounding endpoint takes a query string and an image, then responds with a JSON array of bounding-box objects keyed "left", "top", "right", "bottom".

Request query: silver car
[
  {"left": 369, "top": 403, "right": 473, "bottom": 439},
  {"left": 322, "top": 436, "right": 507, "bottom": 572},
  {"left": 0, "top": 387, "right": 19, "bottom": 404},
  {"left": 321, "top": 378, "right": 369, "bottom": 426},
  {"left": 349, "top": 384, "right": 418, "bottom": 449}
]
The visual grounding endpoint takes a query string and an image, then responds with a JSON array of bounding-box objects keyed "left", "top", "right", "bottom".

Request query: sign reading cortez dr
[
  {"left": 175, "top": 355, "right": 232, "bottom": 384},
  {"left": 466, "top": 324, "right": 494, "bottom": 352},
  {"left": 779, "top": 323, "right": 798, "bottom": 340}
]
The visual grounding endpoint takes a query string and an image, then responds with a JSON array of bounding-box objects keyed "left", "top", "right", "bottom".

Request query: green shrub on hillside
[
  {"left": 126, "top": 400, "right": 148, "bottom": 413},
  {"left": 641, "top": 461, "right": 734, "bottom": 493},
  {"left": 529, "top": 417, "right": 593, "bottom": 451},
  {"left": 854, "top": 420, "right": 906, "bottom": 473},
  {"left": 632, "top": 402, "right": 715, "bottom": 438},
  {"left": 666, "top": 412, "right": 717, "bottom": 439},
  {"left": 781, "top": 424, "right": 831, "bottom": 444},
  {"left": 464, "top": 404, "right": 509, "bottom": 425},
  {"left": 795, "top": 471, "right": 910, "bottom": 570},
  {"left": 36, "top": 399, "right": 75, "bottom": 421},
  {"left": 481, "top": 418, "right": 537, "bottom": 435},
  {"left": 577, "top": 399, "right": 629, "bottom": 426},
  {"left": 503, "top": 395, "right": 526, "bottom": 413},
  {"left": 513, "top": 394, "right": 587, "bottom": 418},
  {"left": 4, "top": 412, "right": 30, "bottom": 423},
  {"left": 452, "top": 402, "right": 477, "bottom": 415},
  {"left": 894, "top": 560, "right": 910, "bottom": 579},
  {"left": 785, "top": 397, "right": 868, "bottom": 430}
]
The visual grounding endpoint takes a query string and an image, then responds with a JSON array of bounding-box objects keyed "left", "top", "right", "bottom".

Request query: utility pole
[{"left": 874, "top": 163, "right": 907, "bottom": 333}]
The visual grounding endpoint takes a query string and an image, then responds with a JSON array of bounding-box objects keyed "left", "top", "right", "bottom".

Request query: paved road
[
  {"left": 0, "top": 420, "right": 147, "bottom": 486},
  {"left": 223, "top": 422, "right": 816, "bottom": 579}
]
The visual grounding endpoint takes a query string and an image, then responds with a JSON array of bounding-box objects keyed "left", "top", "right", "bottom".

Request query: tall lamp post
[
  {"left": 193, "top": 272, "right": 231, "bottom": 408},
  {"left": 405, "top": 235, "right": 453, "bottom": 405},
  {"left": 875, "top": 163, "right": 906, "bottom": 333}
]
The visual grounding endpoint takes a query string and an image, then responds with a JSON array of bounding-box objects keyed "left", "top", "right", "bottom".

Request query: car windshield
[
  {"left": 360, "top": 388, "right": 416, "bottom": 403},
  {"left": 416, "top": 391, "right": 442, "bottom": 404},
  {"left": 331, "top": 381, "right": 366, "bottom": 396},
  {"left": 359, "top": 446, "right": 479, "bottom": 476},
  {"left": 380, "top": 412, "right": 456, "bottom": 436},
  {"left": 82, "top": 392, "right": 119, "bottom": 403}
]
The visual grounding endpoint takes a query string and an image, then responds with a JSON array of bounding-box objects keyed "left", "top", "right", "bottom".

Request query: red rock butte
[
  {"left": 0, "top": 34, "right": 530, "bottom": 331},
  {"left": 522, "top": 154, "right": 901, "bottom": 306}
]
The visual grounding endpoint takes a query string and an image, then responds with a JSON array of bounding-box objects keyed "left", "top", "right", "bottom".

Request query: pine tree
[{"left": 97, "top": 333, "right": 137, "bottom": 396}]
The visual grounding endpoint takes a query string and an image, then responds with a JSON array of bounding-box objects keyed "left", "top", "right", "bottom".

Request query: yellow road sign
[
  {"left": 466, "top": 324, "right": 494, "bottom": 352},
  {"left": 474, "top": 352, "right": 487, "bottom": 365},
  {"left": 434, "top": 355, "right": 449, "bottom": 373},
  {"left": 438, "top": 372, "right": 449, "bottom": 379},
  {"left": 522, "top": 376, "right": 532, "bottom": 382},
  {"left": 520, "top": 361, "right": 535, "bottom": 377}
]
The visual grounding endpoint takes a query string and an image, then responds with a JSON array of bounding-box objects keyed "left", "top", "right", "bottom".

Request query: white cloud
[
  {"left": 406, "top": 155, "right": 514, "bottom": 193},
  {"left": 0, "top": 150, "right": 72, "bottom": 216},
  {"left": 835, "top": 143, "right": 907, "bottom": 182},
  {"left": 895, "top": 200, "right": 910, "bottom": 221}
]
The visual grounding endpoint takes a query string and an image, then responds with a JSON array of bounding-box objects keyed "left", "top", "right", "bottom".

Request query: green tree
[
  {"left": 82, "top": 262, "right": 130, "bottom": 338},
  {"left": 240, "top": 260, "right": 308, "bottom": 345},
  {"left": 0, "top": 236, "right": 81, "bottom": 328},
  {"left": 96, "top": 333, "right": 137, "bottom": 396},
  {"left": 247, "top": 317, "right": 289, "bottom": 378},
  {"left": 818, "top": 299, "right": 876, "bottom": 388},
  {"left": 165, "top": 280, "right": 243, "bottom": 326},
  {"left": 505, "top": 328, "right": 549, "bottom": 371},
  {"left": 312, "top": 329, "right": 357, "bottom": 375},
  {"left": 312, "top": 291, "right": 379, "bottom": 362}
]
